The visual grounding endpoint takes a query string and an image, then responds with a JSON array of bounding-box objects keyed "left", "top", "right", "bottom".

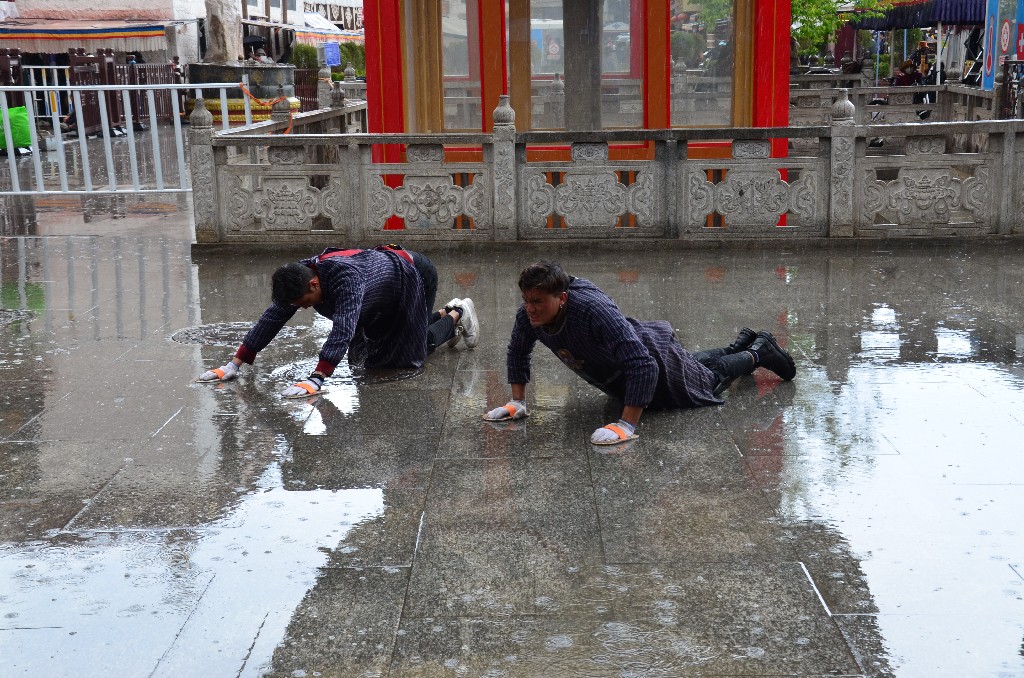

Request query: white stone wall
[
  {"left": 14, "top": 0, "right": 182, "bottom": 19},
  {"left": 15, "top": 0, "right": 207, "bottom": 66}
]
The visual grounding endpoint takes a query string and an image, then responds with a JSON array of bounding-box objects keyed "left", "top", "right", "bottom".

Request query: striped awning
[
  {"left": 243, "top": 18, "right": 363, "bottom": 45},
  {"left": 849, "top": 0, "right": 984, "bottom": 29},
  {"left": 0, "top": 19, "right": 170, "bottom": 53}
]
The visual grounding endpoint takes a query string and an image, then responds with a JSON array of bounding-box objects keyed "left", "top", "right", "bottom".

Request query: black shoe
[
  {"left": 726, "top": 327, "right": 758, "bottom": 354},
  {"left": 748, "top": 331, "right": 796, "bottom": 381},
  {"left": 712, "top": 375, "right": 734, "bottom": 397}
]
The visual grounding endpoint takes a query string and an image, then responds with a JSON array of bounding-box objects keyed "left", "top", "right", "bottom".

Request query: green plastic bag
[{"left": 0, "top": 106, "right": 32, "bottom": 150}]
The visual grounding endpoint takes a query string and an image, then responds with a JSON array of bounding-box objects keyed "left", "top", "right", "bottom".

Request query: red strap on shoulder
[{"left": 316, "top": 248, "right": 363, "bottom": 262}]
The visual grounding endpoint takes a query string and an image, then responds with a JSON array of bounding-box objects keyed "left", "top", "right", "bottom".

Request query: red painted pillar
[
  {"left": 753, "top": 0, "right": 790, "bottom": 151},
  {"left": 364, "top": 0, "right": 405, "bottom": 228},
  {"left": 364, "top": 0, "right": 405, "bottom": 158}
]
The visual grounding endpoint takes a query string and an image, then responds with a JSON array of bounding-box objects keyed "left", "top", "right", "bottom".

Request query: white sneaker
[
  {"left": 444, "top": 298, "right": 463, "bottom": 348},
  {"left": 459, "top": 297, "right": 479, "bottom": 349}
]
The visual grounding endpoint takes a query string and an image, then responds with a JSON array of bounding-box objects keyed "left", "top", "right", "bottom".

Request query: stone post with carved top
[
  {"left": 828, "top": 89, "right": 856, "bottom": 237},
  {"left": 491, "top": 95, "right": 517, "bottom": 240},
  {"left": 189, "top": 98, "right": 221, "bottom": 243}
]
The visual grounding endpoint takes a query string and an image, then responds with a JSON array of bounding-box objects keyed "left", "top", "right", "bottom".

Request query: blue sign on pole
[
  {"left": 983, "top": 0, "right": 999, "bottom": 89},
  {"left": 323, "top": 42, "right": 341, "bottom": 67}
]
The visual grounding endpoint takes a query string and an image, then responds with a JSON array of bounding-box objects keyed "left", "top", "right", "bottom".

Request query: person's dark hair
[
  {"left": 272, "top": 263, "right": 315, "bottom": 304},
  {"left": 518, "top": 261, "right": 570, "bottom": 295}
]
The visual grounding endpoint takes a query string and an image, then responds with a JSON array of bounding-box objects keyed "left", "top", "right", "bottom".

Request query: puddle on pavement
[
  {"left": 170, "top": 322, "right": 305, "bottom": 347},
  {"left": 0, "top": 453, "right": 384, "bottom": 678}
]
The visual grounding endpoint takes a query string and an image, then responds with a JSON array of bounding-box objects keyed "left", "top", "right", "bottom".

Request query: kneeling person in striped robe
[
  {"left": 197, "top": 246, "right": 479, "bottom": 397},
  {"left": 483, "top": 261, "right": 795, "bottom": 445}
]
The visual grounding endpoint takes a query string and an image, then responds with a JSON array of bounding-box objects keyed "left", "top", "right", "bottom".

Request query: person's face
[
  {"left": 521, "top": 287, "right": 567, "bottom": 327},
  {"left": 290, "top": 276, "right": 323, "bottom": 308}
]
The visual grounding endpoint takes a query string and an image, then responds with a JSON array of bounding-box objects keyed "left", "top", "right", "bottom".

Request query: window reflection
[
  {"left": 670, "top": 0, "right": 734, "bottom": 126},
  {"left": 442, "top": 0, "right": 482, "bottom": 130}
]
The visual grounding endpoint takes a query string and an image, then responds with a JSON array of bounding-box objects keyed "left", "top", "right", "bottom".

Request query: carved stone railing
[
  {"left": 190, "top": 92, "right": 1024, "bottom": 245},
  {"left": 790, "top": 83, "right": 998, "bottom": 127}
]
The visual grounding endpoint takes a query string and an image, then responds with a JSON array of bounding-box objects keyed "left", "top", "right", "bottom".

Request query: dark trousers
[{"left": 410, "top": 251, "right": 456, "bottom": 354}]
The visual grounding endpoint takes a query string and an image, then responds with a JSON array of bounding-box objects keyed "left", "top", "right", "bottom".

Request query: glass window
[
  {"left": 670, "top": 0, "right": 735, "bottom": 126},
  {"left": 442, "top": 0, "right": 482, "bottom": 130},
  {"left": 524, "top": 0, "right": 642, "bottom": 130}
]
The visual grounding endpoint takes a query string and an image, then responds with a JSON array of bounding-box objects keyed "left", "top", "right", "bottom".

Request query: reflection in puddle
[
  {"left": 170, "top": 322, "right": 306, "bottom": 347},
  {"left": 0, "top": 309, "right": 35, "bottom": 327},
  {"left": 0, "top": 458, "right": 383, "bottom": 677}
]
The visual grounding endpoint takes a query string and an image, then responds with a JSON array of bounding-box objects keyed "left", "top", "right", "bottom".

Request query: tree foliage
[{"left": 792, "top": 0, "right": 888, "bottom": 51}]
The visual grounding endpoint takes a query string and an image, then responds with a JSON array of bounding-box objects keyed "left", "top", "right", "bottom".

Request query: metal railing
[{"left": 0, "top": 82, "right": 242, "bottom": 196}]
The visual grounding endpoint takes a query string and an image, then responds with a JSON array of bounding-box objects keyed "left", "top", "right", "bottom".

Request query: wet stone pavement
[{"left": 2, "top": 198, "right": 1024, "bottom": 677}]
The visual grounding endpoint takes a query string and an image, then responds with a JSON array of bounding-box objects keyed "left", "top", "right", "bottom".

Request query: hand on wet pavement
[
  {"left": 281, "top": 377, "right": 323, "bottom": 398},
  {"left": 482, "top": 399, "right": 529, "bottom": 421},
  {"left": 197, "top": 361, "right": 238, "bottom": 382},
  {"left": 590, "top": 420, "right": 638, "bottom": 445}
]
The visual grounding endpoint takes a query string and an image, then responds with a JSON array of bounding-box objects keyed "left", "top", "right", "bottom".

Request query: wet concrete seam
[
  {"left": 147, "top": 572, "right": 219, "bottom": 678},
  {"left": 235, "top": 612, "right": 271, "bottom": 678},
  {"left": 799, "top": 561, "right": 834, "bottom": 617},
  {"left": 149, "top": 406, "right": 184, "bottom": 438},
  {"left": 58, "top": 459, "right": 134, "bottom": 534}
]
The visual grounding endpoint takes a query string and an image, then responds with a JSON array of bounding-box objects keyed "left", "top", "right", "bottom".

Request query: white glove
[
  {"left": 281, "top": 375, "right": 324, "bottom": 398},
  {"left": 197, "top": 361, "right": 238, "bottom": 382},
  {"left": 482, "top": 399, "right": 529, "bottom": 421},
  {"left": 590, "top": 420, "right": 638, "bottom": 445}
]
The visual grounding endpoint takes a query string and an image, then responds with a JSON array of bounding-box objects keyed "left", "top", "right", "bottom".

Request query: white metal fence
[{"left": 0, "top": 81, "right": 252, "bottom": 196}]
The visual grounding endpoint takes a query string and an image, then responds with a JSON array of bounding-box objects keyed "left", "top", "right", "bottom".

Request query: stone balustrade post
[
  {"left": 271, "top": 85, "right": 291, "bottom": 125},
  {"left": 329, "top": 82, "right": 347, "bottom": 133},
  {"left": 317, "top": 64, "right": 333, "bottom": 109},
  {"left": 490, "top": 94, "right": 517, "bottom": 240},
  {"left": 996, "top": 129, "right": 1017, "bottom": 234},
  {"left": 828, "top": 89, "right": 856, "bottom": 237},
  {"left": 189, "top": 98, "right": 221, "bottom": 243}
]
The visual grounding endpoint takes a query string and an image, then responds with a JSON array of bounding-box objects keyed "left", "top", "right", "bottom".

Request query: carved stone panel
[
  {"left": 713, "top": 168, "right": 789, "bottom": 226},
  {"left": 191, "top": 145, "right": 216, "bottom": 233},
  {"left": 267, "top": 146, "right": 306, "bottom": 165},
  {"left": 570, "top": 143, "right": 609, "bottom": 165},
  {"left": 254, "top": 179, "right": 321, "bottom": 230},
  {"left": 392, "top": 176, "right": 465, "bottom": 227},
  {"left": 226, "top": 174, "right": 254, "bottom": 231},
  {"left": 368, "top": 175, "right": 395, "bottom": 229},
  {"left": 960, "top": 166, "right": 989, "bottom": 220},
  {"left": 860, "top": 165, "right": 990, "bottom": 226},
  {"left": 889, "top": 170, "right": 957, "bottom": 224},
  {"left": 905, "top": 136, "right": 945, "bottom": 155},
  {"left": 830, "top": 136, "right": 854, "bottom": 226},
  {"left": 321, "top": 176, "right": 353, "bottom": 230},
  {"left": 788, "top": 173, "right": 819, "bottom": 221},
  {"left": 686, "top": 170, "right": 715, "bottom": 226},
  {"left": 626, "top": 172, "right": 656, "bottom": 225},
  {"left": 554, "top": 172, "right": 627, "bottom": 228},
  {"left": 525, "top": 173, "right": 555, "bottom": 228},
  {"left": 406, "top": 144, "right": 445, "bottom": 163},
  {"left": 733, "top": 140, "right": 771, "bottom": 159}
]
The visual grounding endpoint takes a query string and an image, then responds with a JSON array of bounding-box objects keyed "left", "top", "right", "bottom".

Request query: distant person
[
  {"left": 892, "top": 59, "right": 923, "bottom": 87},
  {"left": 197, "top": 245, "right": 479, "bottom": 397},
  {"left": 483, "top": 261, "right": 795, "bottom": 445}
]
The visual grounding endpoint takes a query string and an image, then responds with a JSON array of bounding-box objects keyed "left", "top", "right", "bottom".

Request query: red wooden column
[
  {"left": 753, "top": 0, "right": 791, "bottom": 150},
  {"left": 364, "top": 0, "right": 406, "bottom": 228},
  {"left": 477, "top": 1, "right": 508, "bottom": 132},
  {"left": 364, "top": 0, "right": 405, "bottom": 161}
]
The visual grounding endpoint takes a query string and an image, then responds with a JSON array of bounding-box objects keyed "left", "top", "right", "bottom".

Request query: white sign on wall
[{"left": 304, "top": 1, "right": 363, "bottom": 30}]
